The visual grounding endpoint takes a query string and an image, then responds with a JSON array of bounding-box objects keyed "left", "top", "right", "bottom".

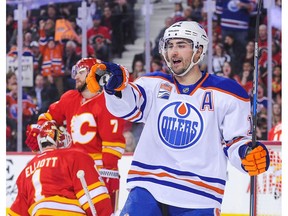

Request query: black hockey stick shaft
[{"left": 250, "top": 0, "right": 263, "bottom": 215}]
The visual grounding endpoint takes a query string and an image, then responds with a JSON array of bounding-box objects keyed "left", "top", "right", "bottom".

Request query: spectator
[
  {"left": 39, "top": 17, "right": 65, "bottom": 95},
  {"left": 129, "top": 60, "right": 146, "bottom": 82},
  {"left": 132, "top": 41, "right": 153, "bottom": 72},
  {"left": 91, "top": 35, "right": 111, "bottom": 61},
  {"left": 120, "top": 0, "right": 136, "bottom": 45},
  {"left": 28, "top": 74, "right": 59, "bottom": 120},
  {"left": 271, "top": 103, "right": 281, "bottom": 127},
  {"left": 258, "top": 24, "right": 268, "bottom": 49},
  {"left": 221, "top": 61, "right": 239, "bottom": 81},
  {"left": 23, "top": 32, "right": 33, "bottom": 49},
  {"left": 151, "top": 59, "right": 164, "bottom": 73},
  {"left": 244, "top": 40, "right": 255, "bottom": 65},
  {"left": 6, "top": 82, "right": 37, "bottom": 151},
  {"left": 63, "top": 40, "right": 81, "bottom": 92},
  {"left": 189, "top": 0, "right": 204, "bottom": 22},
  {"left": 171, "top": 2, "right": 185, "bottom": 23},
  {"left": 216, "top": 0, "right": 255, "bottom": 47},
  {"left": 256, "top": 83, "right": 268, "bottom": 113},
  {"left": 6, "top": 83, "right": 37, "bottom": 122},
  {"left": 6, "top": 71, "right": 17, "bottom": 93},
  {"left": 182, "top": 6, "right": 193, "bottom": 21},
  {"left": 42, "top": 18, "right": 56, "bottom": 38},
  {"left": 123, "top": 130, "right": 136, "bottom": 152},
  {"left": 256, "top": 111, "right": 268, "bottom": 140},
  {"left": 212, "top": 43, "right": 231, "bottom": 74},
  {"left": 30, "top": 41, "right": 43, "bottom": 77},
  {"left": 152, "top": 17, "right": 174, "bottom": 58},
  {"left": 272, "top": 65, "right": 281, "bottom": 103},
  {"left": 6, "top": 13, "right": 15, "bottom": 53},
  {"left": 108, "top": 4, "right": 126, "bottom": 58},
  {"left": 8, "top": 18, "right": 31, "bottom": 51},
  {"left": 87, "top": 13, "right": 111, "bottom": 50},
  {"left": 40, "top": 36, "right": 65, "bottom": 95},
  {"left": 223, "top": 34, "right": 245, "bottom": 75},
  {"left": 237, "top": 61, "right": 253, "bottom": 95}
]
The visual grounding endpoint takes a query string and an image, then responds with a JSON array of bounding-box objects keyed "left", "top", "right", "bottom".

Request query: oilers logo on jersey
[{"left": 158, "top": 101, "right": 203, "bottom": 149}]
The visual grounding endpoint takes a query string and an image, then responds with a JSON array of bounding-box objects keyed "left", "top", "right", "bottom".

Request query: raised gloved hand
[
  {"left": 86, "top": 62, "right": 129, "bottom": 95},
  {"left": 25, "top": 124, "right": 41, "bottom": 152},
  {"left": 86, "top": 63, "right": 105, "bottom": 93},
  {"left": 239, "top": 141, "right": 270, "bottom": 176}
]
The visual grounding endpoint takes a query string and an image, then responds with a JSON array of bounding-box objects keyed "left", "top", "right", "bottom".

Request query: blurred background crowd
[{"left": 6, "top": 0, "right": 282, "bottom": 152}]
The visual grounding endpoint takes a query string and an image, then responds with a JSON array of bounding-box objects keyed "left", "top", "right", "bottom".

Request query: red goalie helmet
[
  {"left": 71, "top": 57, "right": 101, "bottom": 79},
  {"left": 37, "top": 121, "right": 72, "bottom": 151}
]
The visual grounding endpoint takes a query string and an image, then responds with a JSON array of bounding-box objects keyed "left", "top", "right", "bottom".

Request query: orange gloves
[
  {"left": 86, "top": 64, "right": 105, "bottom": 93},
  {"left": 240, "top": 142, "right": 270, "bottom": 176}
]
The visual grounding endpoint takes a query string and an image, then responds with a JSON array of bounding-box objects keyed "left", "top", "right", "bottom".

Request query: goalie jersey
[
  {"left": 104, "top": 72, "right": 252, "bottom": 209},
  {"left": 7, "top": 148, "right": 112, "bottom": 216}
]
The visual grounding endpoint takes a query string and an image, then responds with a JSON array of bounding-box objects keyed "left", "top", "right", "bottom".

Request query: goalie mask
[
  {"left": 37, "top": 121, "right": 72, "bottom": 152},
  {"left": 71, "top": 58, "right": 101, "bottom": 92},
  {"left": 159, "top": 21, "right": 209, "bottom": 76}
]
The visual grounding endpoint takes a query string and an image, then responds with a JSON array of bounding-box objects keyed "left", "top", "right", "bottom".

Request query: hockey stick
[
  {"left": 77, "top": 170, "right": 97, "bottom": 216},
  {"left": 250, "top": 0, "right": 263, "bottom": 215}
]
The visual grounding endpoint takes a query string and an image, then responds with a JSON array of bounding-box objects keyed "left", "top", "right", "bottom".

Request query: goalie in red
[
  {"left": 7, "top": 121, "right": 113, "bottom": 216},
  {"left": 25, "top": 58, "right": 126, "bottom": 211}
]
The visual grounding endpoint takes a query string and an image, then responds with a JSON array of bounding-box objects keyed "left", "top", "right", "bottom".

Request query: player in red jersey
[
  {"left": 8, "top": 121, "right": 113, "bottom": 216},
  {"left": 25, "top": 58, "right": 126, "bottom": 210}
]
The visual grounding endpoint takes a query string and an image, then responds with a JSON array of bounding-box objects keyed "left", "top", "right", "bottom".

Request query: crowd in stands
[{"left": 6, "top": 0, "right": 282, "bottom": 152}]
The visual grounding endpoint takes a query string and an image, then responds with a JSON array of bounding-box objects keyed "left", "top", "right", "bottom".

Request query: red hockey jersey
[
  {"left": 8, "top": 148, "right": 113, "bottom": 216},
  {"left": 38, "top": 90, "right": 126, "bottom": 168}
]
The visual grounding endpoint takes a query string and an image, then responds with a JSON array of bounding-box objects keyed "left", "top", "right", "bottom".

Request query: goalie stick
[
  {"left": 250, "top": 0, "right": 263, "bottom": 215},
  {"left": 77, "top": 170, "right": 98, "bottom": 216}
]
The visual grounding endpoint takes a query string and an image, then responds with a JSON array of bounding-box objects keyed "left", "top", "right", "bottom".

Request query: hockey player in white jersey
[{"left": 86, "top": 21, "right": 270, "bottom": 216}]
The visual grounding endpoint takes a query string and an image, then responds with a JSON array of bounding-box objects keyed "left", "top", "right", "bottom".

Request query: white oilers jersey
[{"left": 104, "top": 72, "right": 252, "bottom": 209}]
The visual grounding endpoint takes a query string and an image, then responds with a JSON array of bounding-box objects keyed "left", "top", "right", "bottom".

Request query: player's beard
[{"left": 76, "top": 80, "right": 86, "bottom": 92}]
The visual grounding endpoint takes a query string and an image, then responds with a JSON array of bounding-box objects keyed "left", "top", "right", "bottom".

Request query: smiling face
[{"left": 166, "top": 38, "right": 194, "bottom": 76}]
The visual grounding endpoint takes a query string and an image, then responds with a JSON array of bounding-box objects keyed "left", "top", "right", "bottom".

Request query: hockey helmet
[
  {"left": 37, "top": 121, "right": 72, "bottom": 152},
  {"left": 71, "top": 57, "right": 101, "bottom": 79},
  {"left": 159, "top": 21, "right": 209, "bottom": 76}
]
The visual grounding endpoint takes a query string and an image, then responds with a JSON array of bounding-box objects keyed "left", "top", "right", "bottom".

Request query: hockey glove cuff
[
  {"left": 86, "top": 64, "right": 103, "bottom": 93},
  {"left": 239, "top": 141, "right": 270, "bottom": 176},
  {"left": 103, "top": 62, "right": 129, "bottom": 93}
]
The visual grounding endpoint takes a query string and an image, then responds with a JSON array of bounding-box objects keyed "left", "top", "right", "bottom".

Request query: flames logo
[{"left": 158, "top": 101, "right": 204, "bottom": 149}]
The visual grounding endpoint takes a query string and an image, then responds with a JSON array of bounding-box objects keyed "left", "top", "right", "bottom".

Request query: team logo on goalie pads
[{"left": 158, "top": 101, "right": 203, "bottom": 149}]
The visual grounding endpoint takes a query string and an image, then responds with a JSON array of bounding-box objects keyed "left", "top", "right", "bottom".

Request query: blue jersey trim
[
  {"left": 202, "top": 74, "right": 249, "bottom": 99},
  {"left": 143, "top": 72, "right": 174, "bottom": 83},
  {"left": 131, "top": 160, "right": 226, "bottom": 185},
  {"left": 127, "top": 177, "right": 223, "bottom": 204}
]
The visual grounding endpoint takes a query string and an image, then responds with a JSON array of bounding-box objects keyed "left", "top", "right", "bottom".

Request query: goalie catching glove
[
  {"left": 86, "top": 61, "right": 129, "bottom": 95},
  {"left": 239, "top": 141, "right": 270, "bottom": 176}
]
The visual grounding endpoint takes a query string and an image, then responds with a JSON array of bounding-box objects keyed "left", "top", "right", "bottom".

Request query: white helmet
[{"left": 159, "top": 21, "right": 209, "bottom": 76}]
